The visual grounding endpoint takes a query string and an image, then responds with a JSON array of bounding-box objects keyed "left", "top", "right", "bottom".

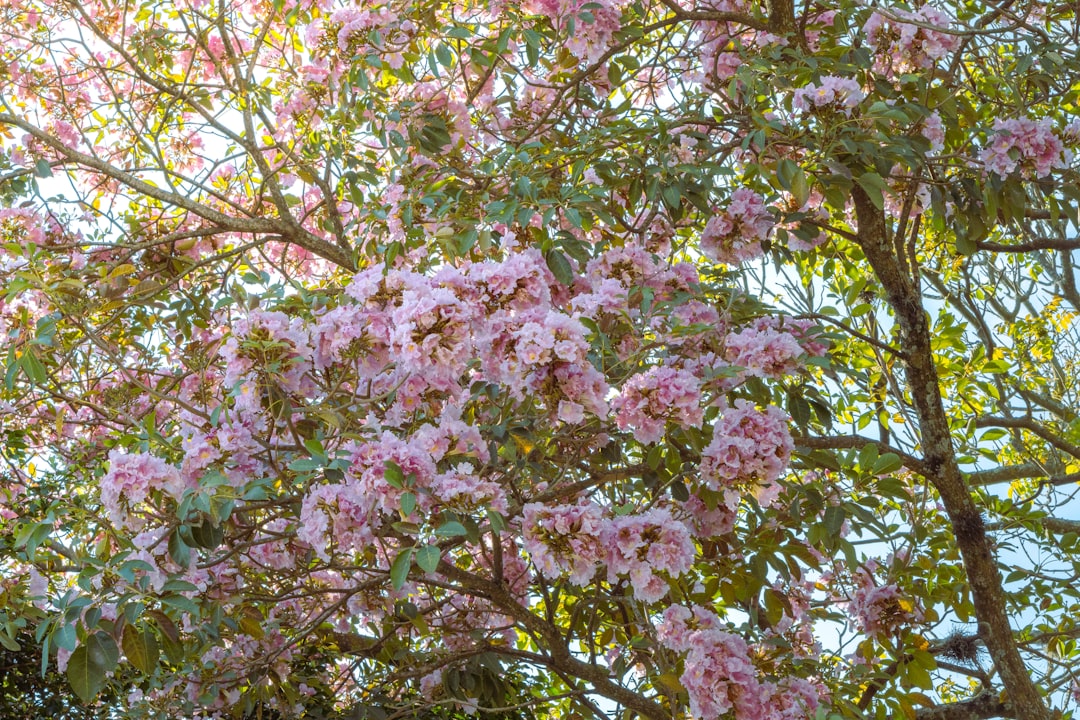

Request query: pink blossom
[
  {"left": 99, "top": 449, "right": 189, "bottom": 530},
  {"left": 431, "top": 463, "right": 508, "bottom": 514},
  {"left": 922, "top": 112, "right": 945, "bottom": 152},
  {"left": 792, "top": 76, "right": 865, "bottom": 115},
  {"left": 700, "top": 189, "right": 774, "bottom": 265},
  {"left": 521, "top": 501, "right": 606, "bottom": 585},
  {"left": 612, "top": 365, "right": 703, "bottom": 444},
  {"left": 846, "top": 571, "right": 924, "bottom": 636},
  {"left": 602, "top": 507, "right": 694, "bottom": 602},
  {"left": 980, "top": 117, "right": 1070, "bottom": 179},
  {"left": 864, "top": 6, "right": 961, "bottom": 75},
  {"left": 724, "top": 324, "right": 804, "bottom": 379},
  {"left": 701, "top": 401, "right": 793, "bottom": 503},
  {"left": 311, "top": 304, "right": 369, "bottom": 371}
]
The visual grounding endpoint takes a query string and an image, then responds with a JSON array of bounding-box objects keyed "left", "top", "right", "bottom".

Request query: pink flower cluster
[
  {"left": 658, "top": 605, "right": 824, "bottom": 720},
  {"left": 612, "top": 365, "right": 704, "bottom": 443},
  {"left": 701, "top": 400, "right": 793, "bottom": 506},
  {"left": 99, "top": 450, "right": 191, "bottom": 530},
  {"left": 724, "top": 323, "right": 805, "bottom": 380},
  {"left": 846, "top": 571, "right": 924, "bottom": 636},
  {"left": 521, "top": 501, "right": 606, "bottom": 585},
  {"left": 980, "top": 117, "right": 1071, "bottom": 179},
  {"left": 602, "top": 507, "right": 694, "bottom": 602},
  {"left": 522, "top": 503, "right": 694, "bottom": 602},
  {"left": 320, "top": 248, "right": 612, "bottom": 424},
  {"left": 221, "top": 309, "right": 313, "bottom": 396},
  {"left": 528, "top": 0, "right": 624, "bottom": 62},
  {"left": 922, "top": 112, "right": 946, "bottom": 153},
  {"left": 700, "top": 189, "right": 774, "bottom": 265},
  {"left": 791, "top": 76, "right": 864, "bottom": 115},
  {"left": 864, "top": 6, "right": 961, "bottom": 75},
  {"left": 298, "top": 413, "right": 492, "bottom": 562}
]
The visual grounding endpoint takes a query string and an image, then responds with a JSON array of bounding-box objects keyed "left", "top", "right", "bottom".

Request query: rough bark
[
  {"left": 915, "top": 692, "right": 1013, "bottom": 720},
  {"left": 851, "top": 186, "right": 1049, "bottom": 720}
]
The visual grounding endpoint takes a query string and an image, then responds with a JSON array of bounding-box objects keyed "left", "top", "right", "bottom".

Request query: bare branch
[{"left": 915, "top": 691, "right": 1012, "bottom": 720}]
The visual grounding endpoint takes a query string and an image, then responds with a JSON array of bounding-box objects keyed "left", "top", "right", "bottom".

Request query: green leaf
[
  {"left": 904, "top": 658, "right": 934, "bottom": 690},
  {"left": 87, "top": 632, "right": 119, "bottom": 670},
  {"left": 400, "top": 491, "right": 416, "bottom": 518},
  {"left": 856, "top": 172, "right": 888, "bottom": 211},
  {"left": 487, "top": 509, "right": 506, "bottom": 533},
  {"left": 168, "top": 530, "right": 191, "bottom": 568},
  {"left": 871, "top": 453, "right": 903, "bottom": 475},
  {"left": 435, "top": 43, "right": 453, "bottom": 68},
  {"left": 190, "top": 521, "right": 224, "bottom": 550},
  {"left": 20, "top": 349, "right": 47, "bottom": 385},
  {"left": 384, "top": 461, "right": 405, "bottom": 488},
  {"left": 661, "top": 183, "right": 681, "bottom": 211},
  {"left": 954, "top": 230, "right": 977, "bottom": 256},
  {"left": 122, "top": 625, "right": 160, "bottom": 675},
  {"left": 434, "top": 520, "right": 467, "bottom": 537},
  {"left": 415, "top": 545, "right": 441, "bottom": 574},
  {"left": 823, "top": 506, "right": 846, "bottom": 536},
  {"left": 390, "top": 547, "right": 414, "bottom": 590},
  {"left": 790, "top": 167, "right": 810, "bottom": 208},
  {"left": 0, "top": 632, "right": 19, "bottom": 652},
  {"left": 66, "top": 646, "right": 104, "bottom": 704},
  {"left": 858, "top": 443, "right": 879, "bottom": 471},
  {"left": 34, "top": 159, "right": 53, "bottom": 178},
  {"left": 544, "top": 249, "right": 575, "bottom": 286},
  {"left": 68, "top": 632, "right": 119, "bottom": 703}
]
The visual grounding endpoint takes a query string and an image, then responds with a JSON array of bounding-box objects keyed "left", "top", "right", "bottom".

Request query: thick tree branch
[
  {"left": 988, "top": 515, "right": 1080, "bottom": 535},
  {"left": 851, "top": 185, "right": 1050, "bottom": 720},
  {"left": 793, "top": 434, "right": 929, "bottom": 476},
  {"left": 976, "top": 238, "right": 1080, "bottom": 252},
  {"left": 974, "top": 416, "right": 1080, "bottom": 460},
  {"left": 915, "top": 691, "right": 1012, "bottom": 720},
  {"left": 967, "top": 463, "right": 1080, "bottom": 487}
]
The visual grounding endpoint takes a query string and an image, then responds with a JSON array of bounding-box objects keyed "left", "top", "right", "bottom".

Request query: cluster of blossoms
[
  {"left": 521, "top": 501, "right": 607, "bottom": 586},
  {"left": 612, "top": 365, "right": 704, "bottom": 443},
  {"left": 522, "top": 503, "right": 694, "bottom": 602},
  {"left": 527, "top": 0, "right": 625, "bottom": 62},
  {"left": 863, "top": 5, "right": 962, "bottom": 75},
  {"left": 922, "top": 112, "right": 946, "bottom": 153},
  {"left": 691, "top": 6, "right": 784, "bottom": 85},
  {"left": 845, "top": 569, "right": 924, "bottom": 636},
  {"left": 700, "top": 189, "right": 775, "bottom": 265},
  {"left": 99, "top": 449, "right": 191, "bottom": 531},
  {"left": 79, "top": 236, "right": 820, "bottom": 714},
  {"left": 724, "top": 319, "right": 807, "bottom": 380},
  {"left": 96, "top": 244, "right": 816, "bottom": 569},
  {"left": 659, "top": 605, "right": 825, "bottom": 720},
  {"left": 791, "top": 76, "right": 865, "bottom": 116},
  {"left": 980, "top": 117, "right": 1073, "bottom": 179},
  {"left": 299, "top": 414, "right": 492, "bottom": 562},
  {"left": 701, "top": 400, "right": 794, "bottom": 507},
  {"left": 602, "top": 507, "right": 695, "bottom": 602}
]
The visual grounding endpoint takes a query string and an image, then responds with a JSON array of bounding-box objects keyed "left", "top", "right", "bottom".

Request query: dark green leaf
[
  {"left": 390, "top": 547, "right": 414, "bottom": 590},
  {"left": 544, "top": 249, "right": 575, "bottom": 286},
  {"left": 122, "top": 625, "right": 160, "bottom": 675}
]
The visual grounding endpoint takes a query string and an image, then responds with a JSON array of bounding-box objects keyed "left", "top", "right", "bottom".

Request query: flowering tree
[{"left": 1, "top": 0, "right": 1079, "bottom": 718}]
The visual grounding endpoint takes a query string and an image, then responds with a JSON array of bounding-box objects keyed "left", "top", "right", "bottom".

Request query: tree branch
[
  {"left": 793, "top": 434, "right": 929, "bottom": 476},
  {"left": 851, "top": 184, "right": 1050, "bottom": 720},
  {"left": 974, "top": 416, "right": 1080, "bottom": 460},
  {"left": 0, "top": 113, "right": 355, "bottom": 270},
  {"left": 915, "top": 691, "right": 1012, "bottom": 720}
]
